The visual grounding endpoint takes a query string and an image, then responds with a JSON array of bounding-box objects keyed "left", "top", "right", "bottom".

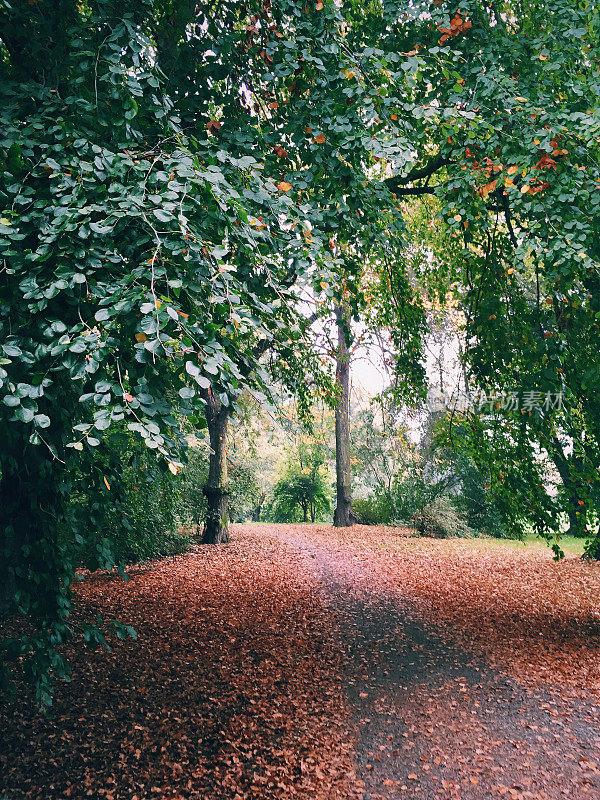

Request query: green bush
[
  {"left": 391, "top": 470, "right": 444, "bottom": 522},
  {"left": 447, "top": 451, "right": 507, "bottom": 537},
  {"left": 582, "top": 532, "right": 600, "bottom": 560},
  {"left": 267, "top": 441, "right": 332, "bottom": 523},
  {"left": 176, "top": 445, "right": 208, "bottom": 535},
  {"left": 411, "top": 496, "right": 474, "bottom": 539},
  {"left": 352, "top": 494, "right": 394, "bottom": 525},
  {"left": 65, "top": 430, "right": 189, "bottom": 568}
]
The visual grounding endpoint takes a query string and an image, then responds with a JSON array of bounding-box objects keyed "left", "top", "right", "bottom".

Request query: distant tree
[{"left": 269, "top": 442, "right": 331, "bottom": 524}]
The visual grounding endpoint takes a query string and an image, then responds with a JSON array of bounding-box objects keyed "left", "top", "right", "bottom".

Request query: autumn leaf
[
  {"left": 478, "top": 180, "right": 497, "bottom": 198},
  {"left": 276, "top": 181, "right": 292, "bottom": 192},
  {"left": 314, "top": 133, "right": 326, "bottom": 144}
]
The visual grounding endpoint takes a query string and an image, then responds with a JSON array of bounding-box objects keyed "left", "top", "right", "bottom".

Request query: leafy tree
[
  {"left": 269, "top": 441, "right": 332, "bottom": 524},
  {"left": 338, "top": 0, "right": 600, "bottom": 549},
  {"left": 0, "top": 0, "right": 344, "bottom": 700}
]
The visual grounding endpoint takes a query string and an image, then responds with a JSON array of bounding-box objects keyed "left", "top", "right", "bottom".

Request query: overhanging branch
[{"left": 384, "top": 153, "right": 450, "bottom": 195}]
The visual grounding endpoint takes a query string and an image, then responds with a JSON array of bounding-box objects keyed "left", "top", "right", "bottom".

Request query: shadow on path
[{"left": 283, "top": 531, "right": 600, "bottom": 800}]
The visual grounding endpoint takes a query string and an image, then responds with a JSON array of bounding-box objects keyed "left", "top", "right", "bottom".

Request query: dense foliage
[
  {"left": 66, "top": 429, "right": 188, "bottom": 567},
  {"left": 268, "top": 441, "right": 332, "bottom": 523},
  {"left": 1, "top": 0, "right": 599, "bottom": 703}
]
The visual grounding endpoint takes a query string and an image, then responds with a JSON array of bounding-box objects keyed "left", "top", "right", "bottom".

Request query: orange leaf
[
  {"left": 314, "top": 133, "right": 326, "bottom": 144},
  {"left": 135, "top": 332, "right": 147, "bottom": 343},
  {"left": 478, "top": 179, "right": 497, "bottom": 198},
  {"left": 277, "top": 181, "right": 292, "bottom": 192},
  {"left": 103, "top": 476, "right": 111, "bottom": 491}
]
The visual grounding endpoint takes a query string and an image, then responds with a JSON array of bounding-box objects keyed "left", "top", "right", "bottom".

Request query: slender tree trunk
[
  {"left": 251, "top": 493, "right": 266, "bottom": 522},
  {"left": 334, "top": 301, "right": 356, "bottom": 527},
  {"left": 551, "top": 439, "right": 587, "bottom": 537},
  {"left": 201, "top": 391, "right": 230, "bottom": 544}
]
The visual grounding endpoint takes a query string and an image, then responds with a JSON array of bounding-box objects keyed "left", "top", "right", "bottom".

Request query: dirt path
[
  {"left": 277, "top": 526, "right": 600, "bottom": 800},
  {"left": 2, "top": 523, "right": 600, "bottom": 800}
]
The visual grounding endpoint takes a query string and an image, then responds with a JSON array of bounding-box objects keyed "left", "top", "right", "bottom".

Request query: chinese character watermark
[{"left": 427, "top": 389, "right": 563, "bottom": 414}]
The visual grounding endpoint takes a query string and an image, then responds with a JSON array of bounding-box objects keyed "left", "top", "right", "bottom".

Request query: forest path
[
  {"left": 3, "top": 523, "right": 600, "bottom": 800},
  {"left": 273, "top": 524, "right": 600, "bottom": 800}
]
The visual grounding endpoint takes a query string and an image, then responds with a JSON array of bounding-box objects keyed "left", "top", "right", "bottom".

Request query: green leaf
[
  {"left": 15, "top": 406, "right": 34, "bottom": 422},
  {"left": 153, "top": 209, "right": 172, "bottom": 223}
]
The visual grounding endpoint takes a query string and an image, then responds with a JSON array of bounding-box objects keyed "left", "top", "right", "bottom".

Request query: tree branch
[
  {"left": 387, "top": 185, "right": 437, "bottom": 197},
  {"left": 501, "top": 193, "right": 519, "bottom": 247},
  {"left": 384, "top": 153, "right": 451, "bottom": 195}
]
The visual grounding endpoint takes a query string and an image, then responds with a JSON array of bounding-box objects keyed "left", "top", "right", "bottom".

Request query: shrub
[
  {"left": 269, "top": 472, "right": 331, "bottom": 523},
  {"left": 65, "top": 430, "right": 189, "bottom": 568},
  {"left": 391, "top": 469, "right": 446, "bottom": 523},
  {"left": 411, "top": 496, "right": 474, "bottom": 538},
  {"left": 266, "top": 441, "right": 332, "bottom": 523},
  {"left": 352, "top": 494, "right": 394, "bottom": 526},
  {"left": 582, "top": 533, "right": 600, "bottom": 560},
  {"left": 447, "top": 451, "right": 507, "bottom": 537}
]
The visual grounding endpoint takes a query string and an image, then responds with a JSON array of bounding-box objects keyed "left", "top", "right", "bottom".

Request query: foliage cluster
[
  {"left": 65, "top": 429, "right": 189, "bottom": 567},
  {"left": 267, "top": 441, "right": 332, "bottom": 524}
]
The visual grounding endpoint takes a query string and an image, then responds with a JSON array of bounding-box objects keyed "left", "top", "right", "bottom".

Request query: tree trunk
[
  {"left": 0, "top": 435, "right": 64, "bottom": 620},
  {"left": 201, "top": 391, "right": 230, "bottom": 544},
  {"left": 334, "top": 301, "right": 356, "bottom": 527},
  {"left": 251, "top": 493, "right": 265, "bottom": 522},
  {"left": 0, "top": 465, "right": 21, "bottom": 618},
  {"left": 551, "top": 439, "right": 587, "bottom": 537}
]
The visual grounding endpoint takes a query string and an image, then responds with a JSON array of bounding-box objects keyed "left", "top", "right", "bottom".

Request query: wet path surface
[{"left": 283, "top": 530, "right": 600, "bottom": 800}]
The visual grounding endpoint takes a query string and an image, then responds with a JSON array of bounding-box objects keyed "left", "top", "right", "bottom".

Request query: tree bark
[
  {"left": 201, "top": 390, "right": 230, "bottom": 544},
  {"left": 251, "top": 493, "right": 265, "bottom": 522},
  {"left": 333, "top": 301, "right": 356, "bottom": 527},
  {"left": 0, "top": 436, "right": 63, "bottom": 620},
  {"left": 0, "top": 465, "right": 21, "bottom": 618},
  {"left": 550, "top": 438, "right": 587, "bottom": 537}
]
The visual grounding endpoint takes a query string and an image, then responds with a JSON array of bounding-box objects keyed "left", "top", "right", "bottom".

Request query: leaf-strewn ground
[
  {"left": 0, "top": 530, "right": 357, "bottom": 800},
  {"left": 2, "top": 524, "right": 600, "bottom": 800}
]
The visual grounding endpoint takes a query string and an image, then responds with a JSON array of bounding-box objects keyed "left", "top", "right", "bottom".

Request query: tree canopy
[{"left": 1, "top": 0, "right": 599, "bottom": 702}]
